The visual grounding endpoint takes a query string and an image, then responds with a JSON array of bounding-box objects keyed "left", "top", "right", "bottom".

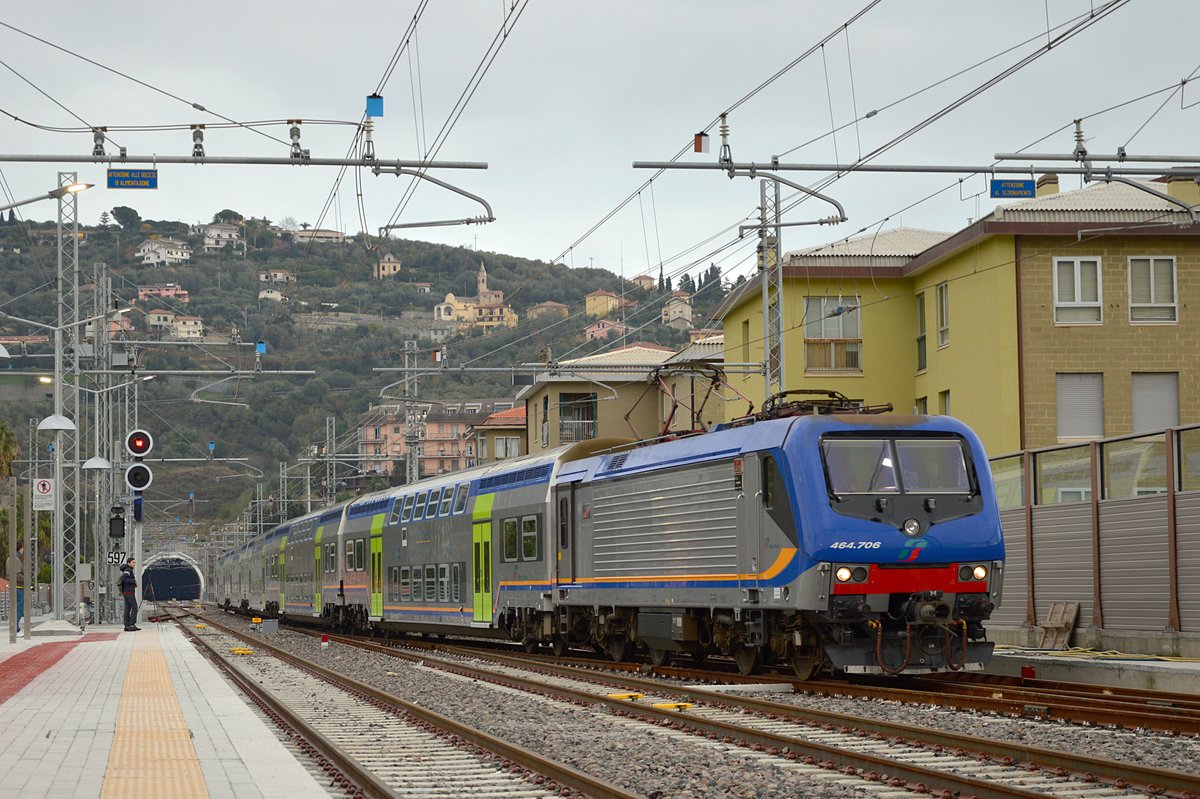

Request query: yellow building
[
  {"left": 374, "top": 253, "right": 402, "bottom": 279},
  {"left": 585, "top": 290, "right": 620, "bottom": 317},
  {"left": 434, "top": 261, "right": 517, "bottom": 329},
  {"left": 721, "top": 177, "right": 1200, "bottom": 455}
]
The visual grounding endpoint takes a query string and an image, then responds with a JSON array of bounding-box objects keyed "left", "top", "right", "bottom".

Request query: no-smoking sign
[{"left": 32, "top": 478, "right": 55, "bottom": 511}]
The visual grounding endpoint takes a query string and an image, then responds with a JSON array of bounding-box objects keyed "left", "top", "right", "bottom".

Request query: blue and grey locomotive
[{"left": 214, "top": 402, "right": 1003, "bottom": 677}]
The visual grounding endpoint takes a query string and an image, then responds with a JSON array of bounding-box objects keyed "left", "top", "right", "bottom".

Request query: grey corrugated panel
[
  {"left": 1031, "top": 504, "right": 1094, "bottom": 624},
  {"left": 1098, "top": 496, "right": 1170, "bottom": 630},
  {"left": 592, "top": 463, "right": 738, "bottom": 576},
  {"left": 990, "top": 508, "right": 1027, "bottom": 626},
  {"left": 1175, "top": 493, "right": 1200, "bottom": 632}
]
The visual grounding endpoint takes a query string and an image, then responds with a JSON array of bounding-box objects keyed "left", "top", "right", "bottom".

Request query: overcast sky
[{"left": 2, "top": 1, "right": 1197, "bottom": 283}]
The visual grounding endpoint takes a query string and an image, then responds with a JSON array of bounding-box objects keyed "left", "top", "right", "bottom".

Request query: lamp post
[{"left": 0, "top": 305, "right": 128, "bottom": 625}]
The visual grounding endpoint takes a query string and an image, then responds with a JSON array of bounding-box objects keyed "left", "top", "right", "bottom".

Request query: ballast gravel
[{"left": 212, "top": 614, "right": 1199, "bottom": 797}]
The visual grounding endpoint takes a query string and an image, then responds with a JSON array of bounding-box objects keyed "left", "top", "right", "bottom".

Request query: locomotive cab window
[
  {"left": 762, "top": 456, "right": 778, "bottom": 509},
  {"left": 821, "top": 436, "right": 972, "bottom": 496}
]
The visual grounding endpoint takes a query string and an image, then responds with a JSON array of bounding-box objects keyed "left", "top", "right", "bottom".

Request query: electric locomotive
[{"left": 214, "top": 398, "right": 1003, "bottom": 677}]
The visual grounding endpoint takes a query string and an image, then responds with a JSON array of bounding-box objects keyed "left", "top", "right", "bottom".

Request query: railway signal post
[{"left": 124, "top": 429, "right": 153, "bottom": 621}]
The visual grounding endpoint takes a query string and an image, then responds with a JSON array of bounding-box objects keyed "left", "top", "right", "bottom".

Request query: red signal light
[{"left": 125, "top": 429, "right": 154, "bottom": 457}]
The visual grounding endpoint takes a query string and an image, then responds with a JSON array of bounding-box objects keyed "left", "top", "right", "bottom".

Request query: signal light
[
  {"left": 125, "top": 463, "right": 153, "bottom": 491},
  {"left": 109, "top": 506, "right": 126, "bottom": 538},
  {"left": 125, "top": 429, "right": 153, "bottom": 457}
]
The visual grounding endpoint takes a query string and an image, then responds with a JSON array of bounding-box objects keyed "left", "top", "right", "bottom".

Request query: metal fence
[{"left": 989, "top": 425, "right": 1200, "bottom": 634}]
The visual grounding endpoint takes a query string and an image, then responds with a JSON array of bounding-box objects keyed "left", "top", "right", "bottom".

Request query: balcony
[
  {"left": 805, "top": 339, "right": 862, "bottom": 373},
  {"left": 559, "top": 419, "right": 597, "bottom": 443}
]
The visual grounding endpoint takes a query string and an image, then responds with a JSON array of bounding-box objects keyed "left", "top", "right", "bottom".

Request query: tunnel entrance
[{"left": 142, "top": 556, "right": 203, "bottom": 602}]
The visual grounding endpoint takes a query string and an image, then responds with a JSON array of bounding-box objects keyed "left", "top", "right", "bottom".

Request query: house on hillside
[
  {"left": 293, "top": 228, "right": 345, "bottom": 244},
  {"left": 721, "top": 174, "right": 1200, "bottom": 454},
  {"left": 434, "top": 262, "right": 518, "bottom": 330},
  {"left": 374, "top": 253, "right": 402, "bottom": 279},
  {"left": 259, "top": 288, "right": 285, "bottom": 302},
  {"left": 200, "top": 222, "right": 244, "bottom": 254},
  {"left": 631, "top": 274, "right": 657, "bottom": 290},
  {"left": 661, "top": 291, "right": 693, "bottom": 329},
  {"left": 146, "top": 310, "right": 176, "bottom": 330},
  {"left": 136, "top": 238, "right": 192, "bottom": 267},
  {"left": 137, "top": 283, "right": 190, "bottom": 303},
  {"left": 258, "top": 269, "right": 295, "bottom": 284},
  {"left": 172, "top": 315, "right": 204, "bottom": 341},
  {"left": 584, "top": 319, "right": 628, "bottom": 341},
  {"left": 527, "top": 300, "right": 569, "bottom": 320},
  {"left": 405, "top": 282, "right": 431, "bottom": 295}
]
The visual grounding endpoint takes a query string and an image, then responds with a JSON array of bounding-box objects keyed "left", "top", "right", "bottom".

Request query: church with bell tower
[{"left": 434, "top": 259, "right": 518, "bottom": 331}]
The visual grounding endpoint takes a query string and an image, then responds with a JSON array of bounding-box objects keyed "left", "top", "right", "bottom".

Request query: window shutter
[
  {"left": 1153, "top": 259, "right": 1175, "bottom": 302},
  {"left": 1132, "top": 373, "right": 1179, "bottom": 432},
  {"left": 1056, "top": 373, "right": 1103, "bottom": 438}
]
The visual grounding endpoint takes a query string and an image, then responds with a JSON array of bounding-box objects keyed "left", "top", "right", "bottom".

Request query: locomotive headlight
[
  {"left": 835, "top": 567, "right": 853, "bottom": 583},
  {"left": 973, "top": 565, "right": 988, "bottom": 581},
  {"left": 902, "top": 518, "right": 921, "bottom": 537}
]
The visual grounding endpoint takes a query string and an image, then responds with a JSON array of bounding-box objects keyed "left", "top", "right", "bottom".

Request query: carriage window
[
  {"left": 354, "top": 539, "right": 366, "bottom": 571},
  {"left": 414, "top": 491, "right": 428, "bottom": 520},
  {"left": 424, "top": 565, "right": 436, "bottom": 601},
  {"left": 439, "top": 488, "right": 453, "bottom": 516},
  {"left": 502, "top": 518, "right": 519, "bottom": 562},
  {"left": 345, "top": 540, "right": 354, "bottom": 569},
  {"left": 521, "top": 516, "right": 539, "bottom": 561},
  {"left": 389, "top": 501, "right": 403, "bottom": 525},
  {"left": 452, "top": 484, "right": 469, "bottom": 514},
  {"left": 401, "top": 494, "right": 415, "bottom": 522},
  {"left": 400, "top": 566, "right": 411, "bottom": 600},
  {"left": 894, "top": 439, "right": 971, "bottom": 493},
  {"left": 401, "top": 527, "right": 408, "bottom": 547},
  {"left": 412, "top": 565, "right": 423, "bottom": 600},
  {"left": 451, "top": 563, "right": 462, "bottom": 602},
  {"left": 438, "top": 564, "right": 449, "bottom": 602},
  {"left": 389, "top": 567, "right": 399, "bottom": 601},
  {"left": 558, "top": 498, "right": 569, "bottom": 549},
  {"left": 427, "top": 488, "right": 443, "bottom": 517}
]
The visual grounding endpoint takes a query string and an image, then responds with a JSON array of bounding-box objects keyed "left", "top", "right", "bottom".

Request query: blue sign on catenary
[
  {"left": 107, "top": 168, "right": 158, "bottom": 190},
  {"left": 990, "top": 179, "right": 1035, "bottom": 199}
]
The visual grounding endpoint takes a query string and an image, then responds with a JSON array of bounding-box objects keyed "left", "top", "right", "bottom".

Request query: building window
[
  {"left": 494, "top": 436, "right": 520, "bottom": 460},
  {"left": 1128, "top": 257, "right": 1176, "bottom": 323},
  {"left": 935, "top": 283, "right": 949, "bottom": 346},
  {"left": 1132, "top": 373, "right": 1179, "bottom": 432},
  {"left": 938, "top": 390, "right": 950, "bottom": 416},
  {"left": 741, "top": 318, "right": 750, "bottom": 363},
  {"left": 803, "top": 296, "right": 861, "bottom": 372},
  {"left": 559, "top": 393, "right": 597, "bottom": 442},
  {"left": 915, "top": 396, "right": 928, "bottom": 415},
  {"left": 1056, "top": 373, "right": 1103, "bottom": 440},
  {"left": 1054, "top": 257, "right": 1102, "bottom": 323},
  {"left": 916, "top": 293, "right": 927, "bottom": 371}
]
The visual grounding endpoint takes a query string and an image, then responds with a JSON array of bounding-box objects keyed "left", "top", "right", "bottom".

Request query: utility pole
[
  {"left": 402, "top": 341, "right": 422, "bottom": 485},
  {"left": 325, "top": 416, "right": 336, "bottom": 502},
  {"left": 758, "top": 179, "right": 785, "bottom": 399}
]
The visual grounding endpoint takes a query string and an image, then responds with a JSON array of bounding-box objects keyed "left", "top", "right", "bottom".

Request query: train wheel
[
  {"left": 608, "top": 636, "right": 630, "bottom": 663},
  {"left": 790, "top": 651, "right": 821, "bottom": 680},
  {"left": 551, "top": 637, "right": 568, "bottom": 658},
  {"left": 734, "top": 644, "right": 762, "bottom": 675},
  {"left": 648, "top": 647, "right": 670, "bottom": 667}
]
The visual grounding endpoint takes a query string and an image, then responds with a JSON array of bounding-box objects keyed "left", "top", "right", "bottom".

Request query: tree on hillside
[
  {"left": 212, "top": 209, "right": 244, "bottom": 224},
  {"left": 98, "top": 211, "right": 111, "bottom": 228},
  {"left": 111, "top": 206, "right": 141, "bottom": 230},
  {"left": 278, "top": 216, "right": 299, "bottom": 231}
]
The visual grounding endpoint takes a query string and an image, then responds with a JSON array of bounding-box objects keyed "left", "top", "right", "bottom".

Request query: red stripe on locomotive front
[{"left": 831, "top": 564, "right": 989, "bottom": 595}]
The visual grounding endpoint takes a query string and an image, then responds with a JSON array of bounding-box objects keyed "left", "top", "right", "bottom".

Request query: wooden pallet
[{"left": 1038, "top": 602, "right": 1080, "bottom": 649}]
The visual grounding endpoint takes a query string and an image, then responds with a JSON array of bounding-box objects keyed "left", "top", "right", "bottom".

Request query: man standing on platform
[
  {"left": 7, "top": 542, "right": 23, "bottom": 638},
  {"left": 120, "top": 557, "right": 140, "bottom": 632}
]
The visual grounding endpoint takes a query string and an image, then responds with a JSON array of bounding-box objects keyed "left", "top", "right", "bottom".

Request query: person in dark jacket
[{"left": 119, "top": 558, "right": 140, "bottom": 631}]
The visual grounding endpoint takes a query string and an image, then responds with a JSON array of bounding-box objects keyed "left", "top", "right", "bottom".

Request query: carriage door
[
  {"left": 369, "top": 515, "right": 384, "bottom": 618},
  {"left": 278, "top": 537, "right": 287, "bottom": 612},
  {"left": 555, "top": 484, "right": 577, "bottom": 585},
  {"left": 472, "top": 521, "right": 493, "bottom": 623}
]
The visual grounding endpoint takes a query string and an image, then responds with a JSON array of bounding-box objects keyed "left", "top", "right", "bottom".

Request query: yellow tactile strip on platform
[{"left": 101, "top": 632, "right": 209, "bottom": 798}]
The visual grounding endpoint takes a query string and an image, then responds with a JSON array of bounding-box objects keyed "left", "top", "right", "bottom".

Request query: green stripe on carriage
[
  {"left": 472, "top": 493, "right": 494, "bottom": 521},
  {"left": 371, "top": 514, "right": 384, "bottom": 536}
]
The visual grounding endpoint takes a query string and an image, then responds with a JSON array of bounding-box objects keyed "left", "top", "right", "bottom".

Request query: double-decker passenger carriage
[{"left": 215, "top": 396, "right": 1003, "bottom": 677}]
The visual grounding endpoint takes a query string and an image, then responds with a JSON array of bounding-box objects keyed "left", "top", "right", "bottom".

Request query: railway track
[
  {"left": 173, "top": 611, "right": 638, "bottom": 799},
  {"left": 203, "top": 611, "right": 1200, "bottom": 799},
  {"left": 378, "top": 632, "right": 1200, "bottom": 736}
]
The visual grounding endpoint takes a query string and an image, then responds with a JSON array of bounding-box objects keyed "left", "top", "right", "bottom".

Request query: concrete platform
[
  {"left": 0, "top": 621, "right": 333, "bottom": 799},
  {"left": 988, "top": 645, "right": 1200, "bottom": 693}
]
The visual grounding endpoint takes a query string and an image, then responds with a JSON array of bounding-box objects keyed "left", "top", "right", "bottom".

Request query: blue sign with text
[
  {"left": 990, "top": 179, "right": 1035, "bottom": 199},
  {"left": 107, "top": 169, "right": 158, "bottom": 190}
]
